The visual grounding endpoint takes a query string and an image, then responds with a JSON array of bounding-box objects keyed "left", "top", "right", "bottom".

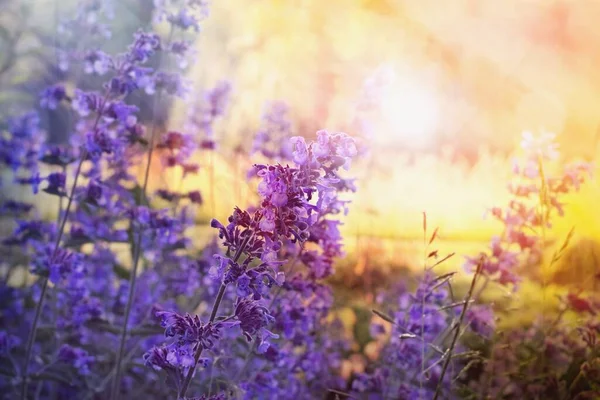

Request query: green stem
[
  {"left": 567, "top": 370, "right": 584, "bottom": 399},
  {"left": 21, "top": 74, "right": 113, "bottom": 399},
  {"left": 83, "top": 336, "right": 145, "bottom": 400},
  {"left": 177, "top": 233, "right": 252, "bottom": 399},
  {"left": 178, "top": 283, "right": 226, "bottom": 399},
  {"left": 20, "top": 148, "right": 88, "bottom": 400},
  {"left": 234, "top": 245, "right": 304, "bottom": 382},
  {"left": 109, "top": 106, "right": 161, "bottom": 400},
  {"left": 433, "top": 256, "right": 483, "bottom": 400},
  {"left": 109, "top": 26, "right": 175, "bottom": 400}
]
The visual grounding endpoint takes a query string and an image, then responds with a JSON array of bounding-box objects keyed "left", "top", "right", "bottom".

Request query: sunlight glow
[{"left": 380, "top": 79, "right": 439, "bottom": 148}]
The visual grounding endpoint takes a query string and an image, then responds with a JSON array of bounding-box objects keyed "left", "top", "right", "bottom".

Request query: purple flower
[
  {"left": 128, "top": 30, "right": 161, "bottom": 63},
  {"left": 0, "top": 3, "right": 226, "bottom": 399},
  {"left": 85, "top": 128, "right": 116, "bottom": 158},
  {"left": 185, "top": 81, "right": 231, "bottom": 144},
  {"left": 109, "top": 65, "right": 153, "bottom": 95},
  {"left": 145, "top": 71, "right": 188, "bottom": 97},
  {"left": 33, "top": 246, "right": 81, "bottom": 283},
  {"left": 40, "top": 84, "right": 67, "bottom": 109},
  {"left": 83, "top": 50, "right": 113, "bottom": 75},
  {"left": 352, "top": 369, "right": 388, "bottom": 393},
  {"left": 251, "top": 101, "right": 294, "bottom": 161},
  {"left": 313, "top": 130, "right": 330, "bottom": 158},
  {"left": 167, "top": 9, "right": 200, "bottom": 31},
  {"left": 290, "top": 136, "right": 309, "bottom": 166},
  {"left": 15, "top": 173, "right": 43, "bottom": 194},
  {"left": 157, "top": 189, "right": 179, "bottom": 202},
  {"left": 169, "top": 40, "right": 195, "bottom": 68},
  {"left": 43, "top": 172, "right": 66, "bottom": 196},
  {"left": 355, "top": 271, "right": 477, "bottom": 398},
  {"left": 186, "top": 394, "right": 226, "bottom": 400},
  {"left": 0, "top": 200, "right": 33, "bottom": 216},
  {"left": 57, "top": 344, "right": 94, "bottom": 375},
  {"left": 157, "top": 311, "right": 222, "bottom": 349},
  {"left": 143, "top": 345, "right": 174, "bottom": 371},
  {"left": 236, "top": 274, "right": 252, "bottom": 297},
  {"left": 103, "top": 101, "right": 138, "bottom": 127},
  {"left": 40, "top": 145, "right": 77, "bottom": 166},
  {"left": 466, "top": 305, "right": 495, "bottom": 337},
  {"left": 187, "top": 190, "right": 202, "bottom": 204},
  {"left": 0, "top": 112, "right": 44, "bottom": 172},
  {"left": 2, "top": 220, "right": 56, "bottom": 246},
  {"left": 145, "top": 131, "right": 357, "bottom": 398},
  {"left": 0, "top": 331, "right": 22, "bottom": 354},
  {"left": 72, "top": 89, "right": 103, "bottom": 117},
  {"left": 204, "top": 81, "right": 231, "bottom": 119},
  {"left": 156, "top": 130, "right": 198, "bottom": 169},
  {"left": 0, "top": 112, "right": 45, "bottom": 175},
  {"left": 85, "top": 180, "right": 103, "bottom": 205},
  {"left": 233, "top": 298, "right": 277, "bottom": 342},
  {"left": 8, "top": 111, "right": 40, "bottom": 139}
]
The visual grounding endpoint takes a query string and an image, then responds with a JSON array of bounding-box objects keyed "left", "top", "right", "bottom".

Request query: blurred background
[{"left": 2, "top": 0, "right": 600, "bottom": 309}]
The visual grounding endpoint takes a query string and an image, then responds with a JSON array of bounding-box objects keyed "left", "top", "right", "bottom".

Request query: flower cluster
[
  {"left": 0, "top": 1, "right": 217, "bottom": 399},
  {"left": 145, "top": 130, "right": 357, "bottom": 399},
  {"left": 250, "top": 101, "right": 294, "bottom": 162},
  {"left": 352, "top": 268, "right": 494, "bottom": 399},
  {"left": 470, "top": 292, "right": 600, "bottom": 399},
  {"left": 464, "top": 131, "right": 593, "bottom": 289},
  {"left": 185, "top": 81, "right": 232, "bottom": 150}
]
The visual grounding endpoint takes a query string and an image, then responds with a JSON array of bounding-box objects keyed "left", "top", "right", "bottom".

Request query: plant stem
[
  {"left": 234, "top": 244, "right": 305, "bottom": 382},
  {"left": 178, "top": 233, "right": 252, "bottom": 399},
  {"left": 567, "top": 370, "right": 583, "bottom": 398},
  {"left": 20, "top": 148, "right": 89, "bottom": 400},
  {"left": 209, "top": 149, "right": 216, "bottom": 216},
  {"left": 46, "top": 165, "right": 66, "bottom": 399},
  {"left": 537, "top": 155, "right": 549, "bottom": 372},
  {"left": 177, "top": 283, "right": 225, "bottom": 399},
  {"left": 109, "top": 105, "right": 161, "bottom": 400},
  {"left": 419, "top": 212, "right": 428, "bottom": 399},
  {"left": 109, "top": 26, "right": 175, "bottom": 400},
  {"left": 83, "top": 336, "right": 145, "bottom": 400},
  {"left": 433, "top": 255, "right": 483, "bottom": 400},
  {"left": 20, "top": 71, "right": 115, "bottom": 398}
]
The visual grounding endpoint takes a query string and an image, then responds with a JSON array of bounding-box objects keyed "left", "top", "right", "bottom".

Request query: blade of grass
[{"left": 433, "top": 255, "right": 484, "bottom": 400}]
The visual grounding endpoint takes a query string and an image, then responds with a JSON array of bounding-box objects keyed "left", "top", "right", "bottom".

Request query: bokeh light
[{"left": 379, "top": 73, "right": 440, "bottom": 147}]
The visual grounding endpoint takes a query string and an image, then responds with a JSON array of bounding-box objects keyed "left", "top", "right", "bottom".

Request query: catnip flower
[
  {"left": 251, "top": 101, "right": 294, "bottom": 161},
  {"left": 466, "top": 132, "right": 592, "bottom": 290},
  {"left": 83, "top": 50, "right": 113, "bottom": 75},
  {"left": 72, "top": 89, "right": 104, "bottom": 117},
  {"left": 157, "top": 311, "right": 222, "bottom": 349},
  {"left": 232, "top": 298, "right": 277, "bottom": 342},
  {"left": 521, "top": 130, "right": 560, "bottom": 161},
  {"left": 40, "top": 84, "right": 67, "bottom": 109},
  {"left": 44, "top": 172, "right": 67, "bottom": 196},
  {"left": 58, "top": 344, "right": 95, "bottom": 375}
]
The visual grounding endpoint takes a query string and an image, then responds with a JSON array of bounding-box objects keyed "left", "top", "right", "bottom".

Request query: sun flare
[{"left": 379, "top": 78, "right": 439, "bottom": 148}]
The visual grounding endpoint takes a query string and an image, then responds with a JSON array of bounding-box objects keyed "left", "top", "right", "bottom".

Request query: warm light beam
[{"left": 379, "top": 79, "right": 439, "bottom": 148}]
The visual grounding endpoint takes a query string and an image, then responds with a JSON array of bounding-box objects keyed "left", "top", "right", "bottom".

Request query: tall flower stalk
[
  {"left": 464, "top": 130, "right": 592, "bottom": 293},
  {"left": 20, "top": 76, "right": 116, "bottom": 400},
  {"left": 145, "top": 130, "right": 358, "bottom": 399}
]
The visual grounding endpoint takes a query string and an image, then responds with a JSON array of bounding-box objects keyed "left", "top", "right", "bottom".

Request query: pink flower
[
  {"left": 520, "top": 130, "right": 559, "bottom": 161},
  {"left": 289, "top": 136, "right": 309, "bottom": 165}
]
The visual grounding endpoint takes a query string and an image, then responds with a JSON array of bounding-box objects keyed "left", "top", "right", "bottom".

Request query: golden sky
[
  {"left": 162, "top": 0, "right": 600, "bottom": 282},
  {"left": 182, "top": 0, "right": 600, "bottom": 160}
]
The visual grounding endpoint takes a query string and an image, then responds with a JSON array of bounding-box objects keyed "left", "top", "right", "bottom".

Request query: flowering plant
[{"left": 1, "top": 1, "right": 598, "bottom": 400}]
